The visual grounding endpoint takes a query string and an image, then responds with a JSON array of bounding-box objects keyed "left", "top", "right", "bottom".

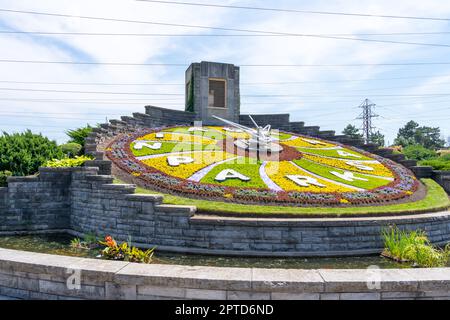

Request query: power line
[
  {"left": 1, "top": 8, "right": 450, "bottom": 48},
  {"left": 3, "top": 74, "right": 450, "bottom": 86},
  {"left": 5, "top": 86, "right": 450, "bottom": 98},
  {"left": 134, "top": 0, "right": 450, "bottom": 22},
  {"left": 3, "top": 30, "right": 450, "bottom": 37},
  {"left": 5, "top": 59, "right": 450, "bottom": 68},
  {"left": 0, "top": 87, "right": 183, "bottom": 96}
]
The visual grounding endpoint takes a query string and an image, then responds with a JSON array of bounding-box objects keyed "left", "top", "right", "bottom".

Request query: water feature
[{"left": 0, "top": 233, "right": 416, "bottom": 269}]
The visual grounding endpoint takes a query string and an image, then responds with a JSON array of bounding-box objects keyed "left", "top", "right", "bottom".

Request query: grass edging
[{"left": 117, "top": 178, "right": 449, "bottom": 217}]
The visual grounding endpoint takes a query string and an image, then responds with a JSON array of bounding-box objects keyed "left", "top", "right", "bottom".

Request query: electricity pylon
[{"left": 357, "top": 99, "right": 378, "bottom": 144}]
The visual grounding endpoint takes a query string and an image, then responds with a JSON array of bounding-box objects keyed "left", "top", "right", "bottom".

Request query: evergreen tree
[
  {"left": 342, "top": 124, "right": 363, "bottom": 140},
  {"left": 369, "top": 130, "right": 385, "bottom": 147},
  {"left": 394, "top": 120, "right": 445, "bottom": 150}
]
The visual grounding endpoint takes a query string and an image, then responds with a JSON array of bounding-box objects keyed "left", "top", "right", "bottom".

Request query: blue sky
[{"left": 0, "top": 0, "right": 449, "bottom": 145}]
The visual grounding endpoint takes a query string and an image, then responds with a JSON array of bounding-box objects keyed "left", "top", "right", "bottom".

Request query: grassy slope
[{"left": 116, "top": 178, "right": 449, "bottom": 216}]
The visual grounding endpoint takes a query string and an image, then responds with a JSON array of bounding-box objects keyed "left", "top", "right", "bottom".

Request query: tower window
[{"left": 208, "top": 79, "right": 226, "bottom": 108}]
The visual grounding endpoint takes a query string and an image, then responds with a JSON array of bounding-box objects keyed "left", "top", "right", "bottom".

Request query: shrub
[
  {"left": 0, "top": 170, "right": 12, "bottom": 187},
  {"left": 402, "top": 144, "right": 437, "bottom": 161},
  {"left": 419, "top": 158, "right": 450, "bottom": 171},
  {"left": 60, "top": 143, "right": 82, "bottom": 157},
  {"left": 382, "top": 227, "right": 450, "bottom": 267},
  {"left": 0, "top": 130, "right": 64, "bottom": 176},
  {"left": 43, "top": 155, "right": 93, "bottom": 168},
  {"left": 418, "top": 153, "right": 450, "bottom": 170}
]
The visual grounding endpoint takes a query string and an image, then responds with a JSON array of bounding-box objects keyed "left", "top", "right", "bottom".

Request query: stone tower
[{"left": 185, "top": 61, "right": 240, "bottom": 125}]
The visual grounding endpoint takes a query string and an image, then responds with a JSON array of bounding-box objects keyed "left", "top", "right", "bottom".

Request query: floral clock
[{"left": 106, "top": 125, "right": 419, "bottom": 206}]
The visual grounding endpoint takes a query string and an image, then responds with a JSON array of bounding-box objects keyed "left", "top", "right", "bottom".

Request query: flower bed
[{"left": 105, "top": 126, "right": 419, "bottom": 207}]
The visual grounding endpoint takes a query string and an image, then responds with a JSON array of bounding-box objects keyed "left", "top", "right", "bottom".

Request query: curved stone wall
[
  {"left": 1, "top": 166, "right": 449, "bottom": 257},
  {"left": 1, "top": 248, "right": 450, "bottom": 300}
]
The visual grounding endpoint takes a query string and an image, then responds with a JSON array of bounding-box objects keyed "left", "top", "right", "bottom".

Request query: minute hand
[{"left": 212, "top": 115, "right": 258, "bottom": 136}]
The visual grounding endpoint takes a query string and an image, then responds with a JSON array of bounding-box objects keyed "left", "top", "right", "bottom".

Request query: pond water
[{"left": 0, "top": 233, "right": 409, "bottom": 269}]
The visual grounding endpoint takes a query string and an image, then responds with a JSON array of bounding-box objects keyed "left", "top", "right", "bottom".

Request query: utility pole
[{"left": 357, "top": 99, "right": 378, "bottom": 144}]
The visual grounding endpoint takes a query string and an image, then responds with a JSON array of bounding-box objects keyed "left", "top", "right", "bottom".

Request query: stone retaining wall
[
  {"left": 0, "top": 248, "right": 449, "bottom": 300},
  {"left": 0, "top": 168, "right": 73, "bottom": 233},
  {"left": 1, "top": 166, "right": 450, "bottom": 256},
  {"left": 433, "top": 171, "right": 450, "bottom": 194}
]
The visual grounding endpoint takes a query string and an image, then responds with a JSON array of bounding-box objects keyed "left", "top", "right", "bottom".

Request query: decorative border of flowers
[{"left": 105, "top": 126, "right": 420, "bottom": 207}]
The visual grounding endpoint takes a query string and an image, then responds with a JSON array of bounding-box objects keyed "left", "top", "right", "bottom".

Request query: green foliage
[
  {"left": 99, "top": 236, "right": 155, "bottom": 263},
  {"left": 60, "top": 142, "right": 82, "bottom": 157},
  {"left": 342, "top": 124, "right": 363, "bottom": 140},
  {"left": 0, "top": 130, "right": 64, "bottom": 176},
  {"left": 66, "top": 125, "right": 93, "bottom": 149},
  {"left": 0, "top": 170, "right": 12, "bottom": 187},
  {"left": 403, "top": 144, "right": 437, "bottom": 161},
  {"left": 43, "top": 155, "right": 93, "bottom": 168},
  {"left": 394, "top": 120, "right": 445, "bottom": 150},
  {"left": 382, "top": 227, "right": 450, "bottom": 268},
  {"left": 419, "top": 158, "right": 450, "bottom": 171},
  {"left": 369, "top": 130, "right": 385, "bottom": 147}
]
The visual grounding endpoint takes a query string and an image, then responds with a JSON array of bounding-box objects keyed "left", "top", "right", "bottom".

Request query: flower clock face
[{"left": 106, "top": 126, "right": 419, "bottom": 206}]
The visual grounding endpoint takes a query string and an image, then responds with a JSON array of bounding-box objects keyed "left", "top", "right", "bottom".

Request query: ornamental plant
[
  {"left": 99, "top": 235, "right": 155, "bottom": 264},
  {"left": 382, "top": 227, "right": 450, "bottom": 268},
  {"left": 43, "top": 155, "right": 93, "bottom": 168}
]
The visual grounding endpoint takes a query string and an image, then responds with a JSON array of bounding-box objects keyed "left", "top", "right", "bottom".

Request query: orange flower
[{"left": 104, "top": 235, "right": 117, "bottom": 247}]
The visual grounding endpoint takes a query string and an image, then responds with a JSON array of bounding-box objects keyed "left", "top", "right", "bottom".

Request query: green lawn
[
  {"left": 115, "top": 178, "right": 449, "bottom": 217},
  {"left": 294, "top": 158, "right": 391, "bottom": 190},
  {"left": 200, "top": 162, "right": 267, "bottom": 189},
  {"left": 297, "top": 147, "right": 372, "bottom": 160}
]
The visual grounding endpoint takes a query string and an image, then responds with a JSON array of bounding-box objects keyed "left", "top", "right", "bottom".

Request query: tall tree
[
  {"left": 342, "top": 124, "right": 363, "bottom": 140},
  {"left": 394, "top": 120, "right": 445, "bottom": 150},
  {"left": 369, "top": 130, "right": 385, "bottom": 147}
]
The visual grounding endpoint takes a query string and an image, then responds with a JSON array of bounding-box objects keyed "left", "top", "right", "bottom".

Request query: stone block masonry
[
  {"left": 1, "top": 248, "right": 450, "bottom": 300},
  {"left": 1, "top": 166, "right": 450, "bottom": 256}
]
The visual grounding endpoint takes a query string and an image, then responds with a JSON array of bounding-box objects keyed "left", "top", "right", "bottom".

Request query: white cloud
[{"left": 0, "top": 0, "right": 449, "bottom": 142}]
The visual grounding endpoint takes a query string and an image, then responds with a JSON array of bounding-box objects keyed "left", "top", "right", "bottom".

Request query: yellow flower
[
  {"left": 302, "top": 153, "right": 394, "bottom": 178},
  {"left": 265, "top": 161, "right": 355, "bottom": 193},
  {"left": 137, "top": 132, "right": 216, "bottom": 145},
  {"left": 340, "top": 199, "right": 350, "bottom": 204},
  {"left": 283, "top": 137, "right": 335, "bottom": 148},
  {"left": 141, "top": 151, "right": 236, "bottom": 179},
  {"left": 131, "top": 172, "right": 141, "bottom": 177},
  {"left": 224, "top": 193, "right": 234, "bottom": 199}
]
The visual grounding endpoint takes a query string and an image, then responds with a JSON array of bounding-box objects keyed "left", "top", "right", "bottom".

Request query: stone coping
[
  {"left": 0, "top": 248, "right": 450, "bottom": 300},
  {"left": 192, "top": 210, "right": 450, "bottom": 225}
]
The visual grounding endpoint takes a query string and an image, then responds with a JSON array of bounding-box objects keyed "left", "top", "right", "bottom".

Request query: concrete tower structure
[{"left": 185, "top": 61, "right": 240, "bottom": 125}]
